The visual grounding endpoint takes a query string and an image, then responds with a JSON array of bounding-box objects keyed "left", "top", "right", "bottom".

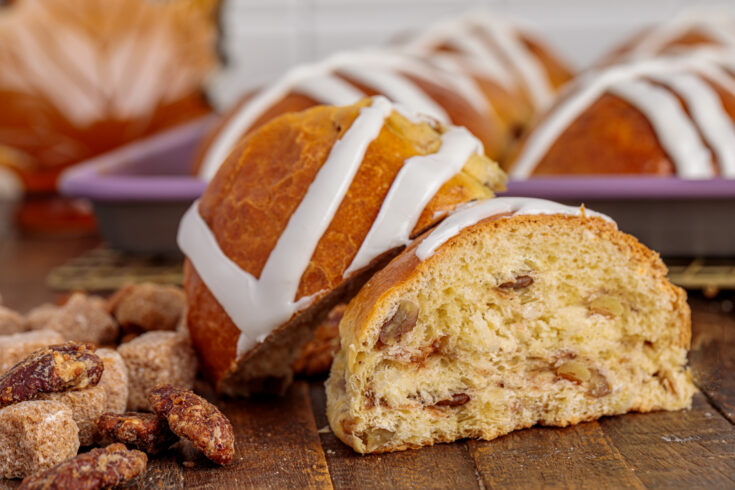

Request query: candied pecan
[
  {"left": 147, "top": 385, "right": 235, "bottom": 465},
  {"left": 18, "top": 443, "right": 147, "bottom": 490},
  {"left": 435, "top": 393, "right": 470, "bottom": 407},
  {"left": 499, "top": 275, "right": 534, "bottom": 289},
  {"left": 378, "top": 300, "right": 419, "bottom": 347},
  {"left": 0, "top": 342, "right": 103, "bottom": 408},
  {"left": 96, "top": 412, "right": 177, "bottom": 455}
]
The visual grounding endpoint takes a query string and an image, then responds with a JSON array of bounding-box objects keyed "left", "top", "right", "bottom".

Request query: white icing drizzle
[
  {"left": 198, "top": 50, "right": 480, "bottom": 181},
  {"left": 509, "top": 56, "right": 735, "bottom": 179},
  {"left": 180, "top": 96, "right": 394, "bottom": 355},
  {"left": 474, "top": 16, "right": 554, "bottom": 109},
  {"left": 344, "top": 125, "right": 484, "bottom": 276},
  {"left": 415, "top": 198, "right": 615, "bottom": 261},
  {"left": 650, "top": 71, "right": 735, "bottom": 177},
  {"left": 626, "top": 11, "right": 735, "bottom": 60},
  {"left": 277, "top": 73, "right": 364, "bottom": 109},
  {"left": 609, "top": 79, "right": 713, "bottom": 179},
  {"left": 336, "top": 65, "right": 450, "bottom": 122}
]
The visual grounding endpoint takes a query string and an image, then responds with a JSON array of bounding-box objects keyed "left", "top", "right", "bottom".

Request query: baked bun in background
[
  {"left": 179, "top": 97, "right": 506, "bottom": 396},
  {"left": 194, "top": 50, "right": 507, "bottom": 180},
  {"left": 327, "top": 197, "right": 694, "bottom": 454},
  {"left": 396, "top": 11, "right": 574, "bottom": 151},
  {"left": 507, "top": 53, "right": 735, "bottom": 179},
  {"left": 602, "top": 10, "right": 735, "bottom": 65},
  {"left": 0, "top": 0, "right": 217, "bottom": 194}
]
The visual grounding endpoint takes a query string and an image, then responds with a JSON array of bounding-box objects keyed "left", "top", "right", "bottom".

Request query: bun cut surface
[{"left": 327, "top": 197, "right": 694, "bottom": 453}]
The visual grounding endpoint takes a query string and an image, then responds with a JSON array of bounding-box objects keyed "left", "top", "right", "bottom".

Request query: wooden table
[{"left": 1, "top": 231, "right": 734, "bottom": 489}]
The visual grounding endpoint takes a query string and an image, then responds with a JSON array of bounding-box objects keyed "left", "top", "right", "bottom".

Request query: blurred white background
[{"left": 210, "top": 0, "right": 735, "bottom": 108}]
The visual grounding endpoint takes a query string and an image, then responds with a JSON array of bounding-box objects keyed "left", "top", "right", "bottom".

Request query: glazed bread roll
[
  {"left": 508, "top": 53, "right": 735, "bottom": 178},
  {"left": 397, "top": 11, "right": 574, "bottom": 148},
  {"left": 179, "top": 97, "right": 506, "bottom": 396},
  {"left": 327, "top": 197, "right": 695, "bottom": 454},
  {"left": 195, "top": 50, "right": 507, "bottom": 180},
  {"left": 0, "top": 0, "right": 216, "bottom": 192},
  {"left": 602, "top": 10, "right": 735, "bottom": 65}
]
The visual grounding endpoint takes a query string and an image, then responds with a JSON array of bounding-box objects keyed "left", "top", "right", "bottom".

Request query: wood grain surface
[{"left": 0, "top": 231, "right": 733, "bottom": 489}]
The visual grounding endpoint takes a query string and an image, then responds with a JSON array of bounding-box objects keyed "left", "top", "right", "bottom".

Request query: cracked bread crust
[{"left": 327, "top": 214, "right": 694, "bottom": 453}]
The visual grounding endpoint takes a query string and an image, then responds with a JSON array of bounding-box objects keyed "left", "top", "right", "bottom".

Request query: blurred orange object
[{"left": 0, "top": 0, "right": 218, "bottom": 233}]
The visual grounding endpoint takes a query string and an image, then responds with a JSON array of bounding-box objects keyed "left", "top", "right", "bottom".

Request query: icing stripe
[
  {"left": 292, "top": 74, "right": 365, "bottom": 107},
  {"left": 344, "top": 125, "right": 484, "bottom": 276},
  {"left": 337, "top": 65, "right": 450, "bottom": 122},
  {"left": 473, "top": 16, "right": 554, "bottom": 109},
  {"left": 651, "top": 72, "right": 735, "bottom": 177},
  {"left": 415, "top": 197, "right": 614, "bottom": 261},
  {"left": 180, "top": 96, "right": 394, "bottom": 355},
  {"left": 609, "top": 79, "right": 714, "bottom": 179}
]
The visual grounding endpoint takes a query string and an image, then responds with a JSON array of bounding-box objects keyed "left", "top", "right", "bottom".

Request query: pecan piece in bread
[
  {"left": 96, "top": 412, "right": 177, "bottom": 455},
  {"left": 378, "top": 300, "right": 419, "bottom": 347},
  {"left": 147, "top": 385, "right": 235, "bottom": 465},
  {"left": 18, "top": 443, "right": 147, "bottom": 490},
  {"left": 0, "top": 342, "right": 103, "bottom": 408}
]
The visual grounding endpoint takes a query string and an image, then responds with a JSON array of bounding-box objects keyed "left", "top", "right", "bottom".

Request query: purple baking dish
[
  {"left": 61, "top": 122, "right": 735, "bottom": 257},
  {"left": 503, "top": 177, "right": 735, "bottom": 256},
  {"left": 60, "top": 117, "right": 215, "bottom": 254}
]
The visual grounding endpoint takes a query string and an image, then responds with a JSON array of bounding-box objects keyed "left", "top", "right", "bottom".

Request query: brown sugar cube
[
  {"left": 25, "top": 304, "right": 60, "bottom": 331},
  {"left": 40, "top": 384, "right": 107, "bottom": 446},
  {"left": 0, "top": 400, "right": 80, "bottom": 479},
  {"left": 44, "top": 293, "right": 119, "bottom": 345},
  {"left": 0, "top": 330, "right": 64, "bottom": 374},
  {"left": 0, "top": 305, "right": 28, "bottom": 336},
  {"left": 18, "top": 443, "right": 146, "bottom": 489},
  {"left": 117, "top": 331, "right": 197, "bottom": 411},
  {"left": 109, "top": 283, "right": 186, "bottom": 333},
  {"left": 96, "top": 411, "right": 177, "bottom": 454},
  {"left": 96, "top": 348, "right": 129, "bottom": 414}
]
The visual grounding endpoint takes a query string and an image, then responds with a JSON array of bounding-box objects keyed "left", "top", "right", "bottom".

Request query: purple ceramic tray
[
  {"left": 60, "top": 117, "right": 214, "bottom": 254},
  {"left": 504, "top": 177, "right": 735, "bottom": 257}
]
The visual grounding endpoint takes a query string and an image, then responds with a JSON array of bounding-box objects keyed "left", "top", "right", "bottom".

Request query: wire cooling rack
[{"left": 46, "top": 246, "right": 182, "bottom": 292}]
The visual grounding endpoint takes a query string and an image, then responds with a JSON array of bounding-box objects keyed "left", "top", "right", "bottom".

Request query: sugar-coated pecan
[
  {"left": 0, "top": 342, "right": 103, "bottom": 408},
  {"left": 435, "top": 393, "right": 470, "bottom": 407},
  {"left": 18, "top": 443, "right": 147, "bottom": 490},
  {"left": 498, "top": 275, "right": 534, "bottom": 289},
  {"left": 96, "top": 411, "right": 177, "bottom": 455},
  {"left": 147, "top": 385, "right": 235, "bottom": 465}
]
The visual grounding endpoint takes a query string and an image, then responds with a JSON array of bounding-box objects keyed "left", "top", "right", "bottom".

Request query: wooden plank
[
  {"left": 181, "top": 381, "right": 332, "bottom": 489},
  {"left": 308, "top": 380, "right": 482, "bottom": 489},
  {"left": 690, "top": 299, "right": 735, "bottom": 423},
  {"left": 600, "top": 393, "right": 735, "bottom": 488},
  {"left": 468, "top": 421, "right": 644, "bottom": 489},
  {"left": 135, "top": 456, "right": 184, "bottom": 489}
]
